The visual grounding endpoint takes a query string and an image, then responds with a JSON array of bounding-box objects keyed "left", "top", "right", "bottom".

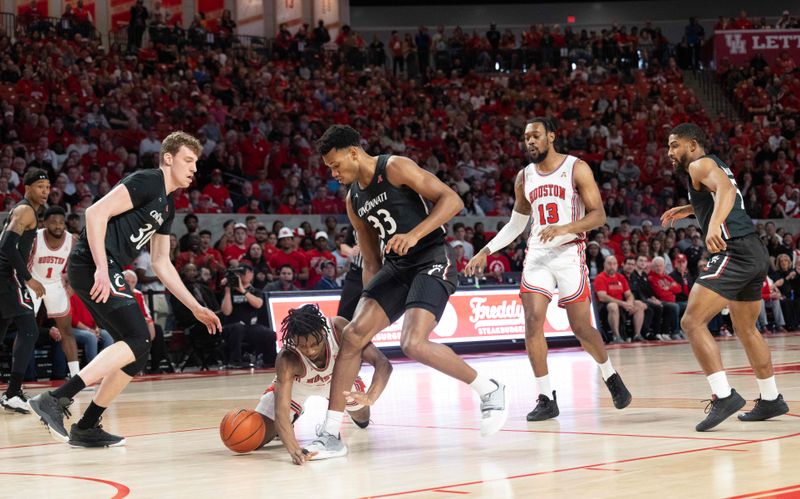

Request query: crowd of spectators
[{"left": 1, "top": 10, "right": 800, "bottom": 379}]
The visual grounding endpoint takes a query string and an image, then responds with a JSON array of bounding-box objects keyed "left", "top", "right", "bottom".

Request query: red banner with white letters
[
  {"left": 268, "top": 288, "right": 594, "bottom": 349},
  {"left": 715, "top": 29, "right": 800, "bottom": 67}
]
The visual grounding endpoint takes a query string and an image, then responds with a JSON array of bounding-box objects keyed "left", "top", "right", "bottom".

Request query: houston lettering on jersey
[
  {"left": 36, "top": 255, "right": 66, "bottom": 265},
  {"left": 528, "top": 184, "right": 566, "bottom": 203}
]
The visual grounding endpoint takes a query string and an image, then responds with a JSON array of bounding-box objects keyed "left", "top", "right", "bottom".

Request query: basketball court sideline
[{"left": 2, "top": 334, "right": 798, "bottom": 498}]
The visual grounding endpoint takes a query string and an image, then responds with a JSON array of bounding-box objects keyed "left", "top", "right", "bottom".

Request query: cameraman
[{"left": 221, "top": 263, "right": 277, "bottom": 368}]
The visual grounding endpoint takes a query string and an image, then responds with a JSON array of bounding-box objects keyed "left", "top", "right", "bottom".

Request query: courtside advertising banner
[
  {"left": 715, "top": 29, "right": 800, "bottom": 67},
  {"left": 268, "top": 288, "right": 591, "bottom": 349}
]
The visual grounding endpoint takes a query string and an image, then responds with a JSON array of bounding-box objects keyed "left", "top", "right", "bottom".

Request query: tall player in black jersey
[
  {"left": 306, "top": 125, "right": 507, "bottom": 460},
  {"left": 663, "top": 123, "right": 788, "bottom": 431},
  {"left": 0, "top": 168, "right": 50, "bottom": 414},
  {"left": 30, "top": 132, "right": 221, "bottom": 447}
]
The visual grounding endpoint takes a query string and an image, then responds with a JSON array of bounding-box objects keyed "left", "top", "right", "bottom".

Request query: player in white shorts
[
  {"left": 28, "top": 206, "right": 81, "bottom": 378},
  {"left": 466, "top": 117, "right": 631, "bottom": 421},
  {"left": 254, "top": 304, "right": 392, "bottom": 465}
]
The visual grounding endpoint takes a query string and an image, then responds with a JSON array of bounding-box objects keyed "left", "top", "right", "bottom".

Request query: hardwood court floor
[{"left": 2, "top": 334, "right": 799, "bottom": 499}]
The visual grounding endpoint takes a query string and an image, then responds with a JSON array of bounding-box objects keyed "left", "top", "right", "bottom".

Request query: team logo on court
[{"left": 725, "top": 33, "right": 746, "bottom": 54}]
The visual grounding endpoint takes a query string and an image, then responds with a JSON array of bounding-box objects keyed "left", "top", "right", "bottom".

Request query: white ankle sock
[
  {"left": 470, "top": 374, "right": 497, "bottom": 397},
  {"left": 707, "top": 371, "right": 732, "bottom": 398},
  {"left": 535, "top": 375, "right": 552, "bottom": 396},
  {"left": 756, "top": 376, "right": 779, "bottom": 401},
  {"left": 323, "top": 410, "right": 343, "bottom": 435},
  {"left": 598, "top": 359, "right": 616, "bottom": 381},
  {"left": 68, "top": 362, "right": 80, "bottom": 378}
]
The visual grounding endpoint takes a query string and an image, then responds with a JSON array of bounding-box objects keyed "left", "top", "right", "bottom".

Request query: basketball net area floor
[{"left": 1, "top": 335, "right": 799, "bottom": 499}]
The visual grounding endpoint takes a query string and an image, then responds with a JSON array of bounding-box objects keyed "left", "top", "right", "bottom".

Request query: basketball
[{"left": 219, "top": 409, "right": 266, "bottom": 454}]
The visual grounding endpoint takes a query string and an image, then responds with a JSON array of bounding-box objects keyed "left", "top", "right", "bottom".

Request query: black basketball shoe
[
  {"left": 68, "top": 419, "right": 126, "bottom": 448},
  {"left": 604, "top": 373, "right": 632, "bottom": 409},
  {"left": 29, "top": 391, "right": 73, "bottom": 442},
  {"left": 738, "top": 394, "right": 789, "bottom": 421},
  {"left": 696, "top": 389, "right": 746, "bottom": 432},
  {"left": 526, "top": 391, "right": 559, "bottom": 421}
]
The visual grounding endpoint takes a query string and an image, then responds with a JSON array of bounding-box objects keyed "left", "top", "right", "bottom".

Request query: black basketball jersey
[
  {"left": 0, "top": 198, "right": 37, "bottom": 280},
  {"left": 75, "top": 168, "right": 175, "bottom": 266},
  {"left": 349, "top": 155, "right": 445, "bottom": 261},
  {"left": 688, "top": 154, "right": 754, "bottom": 240}
]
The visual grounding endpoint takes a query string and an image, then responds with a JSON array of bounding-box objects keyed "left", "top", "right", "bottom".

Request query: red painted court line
[
  {"left": 371, "top": 422, "right": 755, "bottom": 443},
  {"left": 786, "top": 413, "right": 800, "bottom": 418},
  {"left": 432, "top": 490, "right": 469, "bottom": 495},
  {"left": 0, "top": 426, "right": 216, "bottom": 452},
  {"left": 583, "top": 467, "right": 621, "bottom": 472},
  {"left": 0, "top": 472, "right": 129, "bottom": 498},
  {"left": 359, "top": 432, "right": 800, "bottom": 498},
  {"left": 710, "top": 448, "right": 750, "bottom": 452},
  {"left": 726, "top": 484, "right": 800, "bottom": 499}
]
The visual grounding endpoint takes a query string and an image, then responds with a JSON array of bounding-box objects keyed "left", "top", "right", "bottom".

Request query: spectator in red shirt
[
  {"left": 594, "top": 255, "right": 647, "bottom": 342},
  {"left": 648, "top": 256, "right": 683, "bottom": 339},
  {"left": 176, "top": 233, "right": 226, "bottom": 278},
  {"left": 202, "top": 168, "right": 232, "bottom": 210},
  {"left": 305, "top": 231, "right": 336, "bottom": 288},
  {"left": 268, "top": 227, "right": 310, "bottom": 284},
  {"left": 452, "top": 241, "right": 469, "bottom": 273},
  {"left": 311, "top": 185, "right": 340, "bottom": 214},
  {"left": 223, "top": 223, "right": 249, "bottom": 264},
  {"left": 276, "top": 191, "right": 302, "bottom": 214},
  {"left": 240, "top": 128, "right": 271, "bottom": 177}
]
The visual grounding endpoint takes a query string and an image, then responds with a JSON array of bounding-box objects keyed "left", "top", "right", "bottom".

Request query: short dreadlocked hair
[{"left": 281, "top": 304, "right": 329, "bottom": 349}]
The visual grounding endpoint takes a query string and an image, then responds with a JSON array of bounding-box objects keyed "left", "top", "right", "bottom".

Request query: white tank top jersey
[
  {"left": 287, "top": 318, "right": 340, "bottom": 390},
  {"left": 523, "top": 154, "right": 586, "bottom": 249},
  {"left": 29, "top": 229, "right": 75, "bottom": 284}
]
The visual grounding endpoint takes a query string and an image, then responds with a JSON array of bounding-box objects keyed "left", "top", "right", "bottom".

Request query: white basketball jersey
[
  {"left": 29, "top": 229, "right": 74, "bottom": 284},
  {"left": 523, "top": 154, "right": 586, "bottom": 249},
  {"left": 286, "top": 318, "right": 341, "bottom": 397}
]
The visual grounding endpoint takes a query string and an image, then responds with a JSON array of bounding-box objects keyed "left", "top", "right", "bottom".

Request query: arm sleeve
[
  {"left": 0, "top": 231, "right": 32, "bottom": 282},
  {"left": 485, "top": 210, "right": 529, "bottom": 254}
]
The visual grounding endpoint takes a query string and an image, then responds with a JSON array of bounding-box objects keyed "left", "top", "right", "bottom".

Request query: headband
[{"left": 25, "top": 172, "right": 49, "bottom": 185}]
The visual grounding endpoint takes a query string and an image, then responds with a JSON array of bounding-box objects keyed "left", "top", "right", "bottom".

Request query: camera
[{"left": 225, "top": 267, "right": 246, "bottom": 288}]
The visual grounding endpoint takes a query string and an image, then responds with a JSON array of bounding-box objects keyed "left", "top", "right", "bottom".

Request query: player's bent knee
[
  {"left": 342, "top": 323, "right": 371, "bottom": 351},
  {"left": 399, "top": 335, "right": 425, "bottom": 359},
  {"left": 607, "top": 302, "right": 619, "bottom": 312}
]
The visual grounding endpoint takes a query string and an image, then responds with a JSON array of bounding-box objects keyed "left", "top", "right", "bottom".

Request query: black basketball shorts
[
  {"left": 362, "top": 243, "right": 457, "bottom": 323},
  {"left": 695, "top": 233, "right": 769, "bottom": 302},
  {"left": 337, "top": 269, "right": 364, "bottom": 322},
  {"left": 68, "top": 248, "right": 149, "bottom": 344},
  {"left": 0, "top": 275, "right": 35, "bottom": 319}
]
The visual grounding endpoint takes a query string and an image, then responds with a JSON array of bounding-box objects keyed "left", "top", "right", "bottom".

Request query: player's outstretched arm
[
  {"left": 384, "top": 156, "right": 464, "bottom": 256},
  {"left": 540, "top": 160, "right": 606, "bottom": 242},
  {"left": 688, "top": 157, "right": 736, "bottom": 253},
  {"left": 465, "top": 171, "right": 530, "bottom": 276},
  {"left": 346, "top": 191, "right": 382, "bottom": 287},
  {"left": 150, "top": 234, "right": 221, "bottom": 334},
  {"left": 273, "top": 351, "right": 311, "bottom": 465},
  {"left": 350, "top": 341, "right": 393, "bottom": 406},
  {"left": 0, "top": 204, "right": 44, "bottom": 297}
]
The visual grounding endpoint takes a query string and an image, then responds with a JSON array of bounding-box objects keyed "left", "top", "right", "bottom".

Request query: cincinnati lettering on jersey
[
  {"left": 357, "top": 192, "right": 388, "bottom": 217},
  {"left": 528, "top": 184, "right": 566, "bottom": 203},
  {"left": 37, "top": 256, "right": 66, "bottom": 265}
]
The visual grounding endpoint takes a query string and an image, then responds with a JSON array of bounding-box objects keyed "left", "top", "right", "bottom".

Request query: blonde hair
[
  {"left": 776, "top": 253, "right": 792, "bottom": 270},
  {"left": 160, "top": 131, "right": 201, "bottom": 165}
]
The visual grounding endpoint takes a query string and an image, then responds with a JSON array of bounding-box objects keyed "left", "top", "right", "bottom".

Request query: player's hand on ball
[
  {"left": 385, "top": 233, "right": 419, "bottom": 256},
  {"left": 291, "top": 447, "right": 317, "bottom": 465},
  {"left": 27, "top": 278, "right": 46, "bottom": 298},
  {"left": 90, "top": 268, "right": 111, "bottom": 303},
  {"left": 344, "top": 390, "right": 374, "bottom": 407},
  {"left": 705, "top": 226, "right": 727, "bottom": 254},
  {"left": 539, "top": 224, "right": 569, "bottom": 243},
  {"left": 194, "top": 306, "right": 222, "bottom": 334},
  {"left": 464, "top": 252, "right": 487, "bottom": 277}
]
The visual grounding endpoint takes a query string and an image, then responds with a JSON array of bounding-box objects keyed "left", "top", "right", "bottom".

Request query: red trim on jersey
[
  {"left": 47, "top": 307, "right": 71, "bottom": 319},
  {"left": 534, "top": 154, "right": 569, "bottom": 177},
  {"left": 520, "top": 275, "right": 553, "bottom": 298},
  {"left": 43, "top": 230, "right": 68, "bottom": 252}
]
